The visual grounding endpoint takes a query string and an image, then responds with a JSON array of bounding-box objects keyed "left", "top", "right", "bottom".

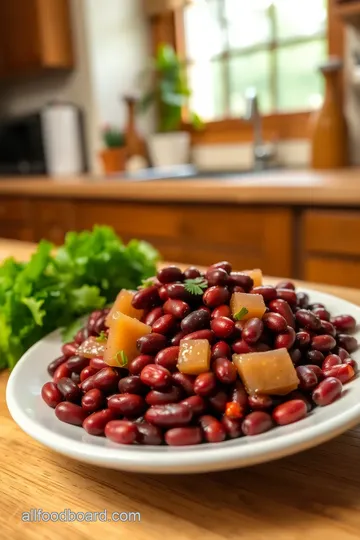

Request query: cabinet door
[{"left": 32, "top": 200, "right": 77, "bottom": 244}]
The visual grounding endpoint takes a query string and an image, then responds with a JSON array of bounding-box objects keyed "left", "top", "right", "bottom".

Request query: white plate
[{"left": 6, "top": 288, "right": 360, "bottom": 474}]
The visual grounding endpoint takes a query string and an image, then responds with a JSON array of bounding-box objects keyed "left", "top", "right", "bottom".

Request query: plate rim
[{"left": 6, "top": 287, "right": 360, "bottom": 473}]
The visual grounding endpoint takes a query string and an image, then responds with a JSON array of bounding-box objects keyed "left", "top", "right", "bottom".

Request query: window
[{"left": 182, "top": 0, "right": 328, "bottom": 121}]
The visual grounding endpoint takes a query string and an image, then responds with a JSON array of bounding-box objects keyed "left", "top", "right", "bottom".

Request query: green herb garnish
[
  {"left": 114, "top": 350, "right": 128, "bottom": 368},
  {"left": 233, "top": 307, "right": 249, "bottom": 321},
  {"left": 140, "top": 277, "right": 155, "bottom": 289},
  {"left": 96, "top": 331, "right": 107, "bottom": 343},
  {"left": 184, "top": 277, "right": 208, "bottom": 295}
]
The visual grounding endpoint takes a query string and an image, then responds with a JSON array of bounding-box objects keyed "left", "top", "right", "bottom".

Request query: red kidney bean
[
  {"left": 248, "top": 394, "right": 273, "bottom": 410},
  {"left": 198, "top": 305, "right": 211, "bottom": 315},
  {"left": 211, "top": 304, "right": 232, "bottom": 319},
  {"left": 87, "top": 309, "right": 103, "bottom": 332},
  {"left": 48, "top": 355, "right": 67, "bottom": 377},
  {"left": 132, "top": 286, "right": 160, "bottom": 310},
  {"left": 295, "top": 330, "right": 311, "bottom": 349},
  {"left": 144, "top": 307, "right": 164, "bottom": 326},
  {"left": 71, "top": 371, "right": 80, "bottom": 386},
  {"left": 91, "top": 367, "right": 119, "bottom": 393},
  {"left": 194, "top": 372, "right": 217, "bottom": 397},
  {"left": 83, "top": 409, "right": 115, "bottom": 436},
  {"left": 338, "top": 334, "right": 358, "bottom": 353},
  {"left": 203, "top": 286, "right": 230, "bottom": 307},
  {"left": 275, "top": 327, "right": 296, "bottom": 350},
  {"left": 210, "top": 316, "right": 235, "bottom": 339},
  {"left": 320, "top": 320, "right": 336, "bottom": 337},
  {"left": 222, "top": 416, "right": 242, "bottom": 439},
  {"left": 295, "top": 309, "right": 322, "bottom": 331},
  {"left": 158, "top": 286, "right": 169, "bottom": 302},
  {"left": 183, "top": 329, "right": 215, "bottom": 343},
  {"left": 296, "top": 366, "right": 318, "bottom": 390},
  {"left": 313, "top": 308, "right": 330, "bottom": 321},
  {"left": 128, "top": 354, "right": 153, "bottom": 375},
  {"left": 152, "top": 314, "right": 176, "bottom": 335},
  {"left": 140, "top": 364, "right": 171, "bottom": 390},
  {"left": 297, "top": 292, "right": 309, "bottom": 308},
  {"left": 157, "top": 265, "right": 183, "bottom": 284},
  {"left": 210, "top": 261, "right": 232, "bottom": 273},
  {"left": 242, "top": 411, "right": 273, "bottom": 436},
  {"left": 233, "top": 286, "right": 246, "bottom": 293},
  {"left": 312, "top": 377, "right": 342, "bottom": 406},
  {"left": 181, "top": 309, "right": 210, "bottom": 334},
  {"left": 165, "top": 427, "right": 202, "bottom": 446},
  {"left": 276, "top": 280, "right": 295, "bottom": 290},
  {"left": 137, "top": 333, "right": 167, "bottom": 355},
  {"left": 146, "top": 385, "right": 183, "bottom": 405},
  {"left": 251, "top": 285, "right": 277, "bottom": 302},
  {"left": 322, "top": 354, "right": 342, "bottom": 371},
  {"left": 55, "top": 402, "right": 87, "bottom": 426},
  {"left": 311, "top": 335, "right": 336, "bottom": 352},
  {"left": 56, "top": 377, "right": 81, "bottom": 403},
  {"left": 332, "top": 314, "right": 357, "bottom": 333},
  {"left": 61, "top": 341, "right": 78, "bottom": 358},
  {"left": 41, "top": 382, "right": 63, "bottom": 408},
  {"left": 74, "top": 327, "right": 90, "bottom": 345},
  {"left": 145, "top": 403, "right": 192, "bottom": 427},
  {"left": 213, "top": 357, "right": 237, "bottom": 384},
  {"left": 209, "top": 390, "right": 228, "bottom": 413},
  {"left": 276, "top": 289, "right": 297, "bottom": 306},
  {"left": 269, "top": 299, "right": 295, "bottom": 328},
  {"left": 306, "top": 364, "right": 324, "bottom": 381},
  {"left": 343, "top": 357, "right": 357, "bottom": 370},
  {"left": 136, "top": 422, "right": 163, "bottom": 445},
  {"left": 310, "top": 302, "right": 325, "bottom": 310},
  {"left": 272, "top": 400, "right": 307, "bottom": 426},
  {"left": 199, "top": 415, "right": 226, "bottom": 443},
  {"left": 105, "top": 420, "right": 138, "bottom": 444},
  {"left": 287, "top": 390, "right": 312, "bottom": 412},
  {"left": 93, "top": 315, "right": 106, "bottom": 336},
  {"left": 337, "top": 347, "right": 350, "bottom": 361},
  {"left": 181, "top": 395, "right": 207, "bottom": 415},
  {"left": 118, "top": 375, "right": 146, "bottom": 395},
  {"left": 170, "top": 330, "right": 187, "bottom": 345},
  {"left": 229, "top": 272, "right": 253, "bottom": 291},
  {"left": 290, "top": 348, "right": 302, "bottom": 365},
  {"left": 307, "top": 350, "right": 325, "bottom": 366},
  {"left": 206, "top": 267, "right": 229, "bottom": 287},
  {"left": 66, "top": 355, "right": 89, "bottom": 374},
  {"left": 211, "top": 340, "right": 231, "bottom": 361},
  {"left": 323, "top": 364, "right": 355, "bottom": 384},
  {"left": 172, "top": 372, "right": 195, "bottom": 396},
  {"left": 242, "top": 318, "right": 264, "bottom": 344},
  {"left": 155, "top": 346, "right": 179, "bottom": 371},
  {"left": 79, "top": 374, "right": 96, "bottom": 393},
  {"left": 89, "top": 357, "right": 107, "bottom": 371},
  {"left": 53, "top": 362, "right": 72, "bottom": 383},
  {"left": 263, "top": 312, "right": 287, "bottom": 333},
  {"left": 163, "top": 298, "right": 191, "bottom": 319},
  {"left": 108, "top": 393, "right": 146, "bottom": 417},
  {"left": 166, "top": 283, "right": 192, "bottom": 302},
  {"left": 231, "top": 381, "right": 249, "bottom": 410},
  {"left": 232, "top": 340, "right": 257, "bottom": 354},
  {"left": 81, "top": 388, "right": 104, "bottom": 413},
  {"left": 184, "top": 266, "right": 202, "bottom": 279}
]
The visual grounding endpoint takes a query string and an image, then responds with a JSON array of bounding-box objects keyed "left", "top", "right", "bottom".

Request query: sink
[{"left": 115, "top": 165, "right": 281, "bottom": 182}]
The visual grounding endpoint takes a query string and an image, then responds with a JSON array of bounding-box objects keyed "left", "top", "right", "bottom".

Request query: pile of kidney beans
[{"left": 41, "top": 261, "right": 359, "bottom": 446}]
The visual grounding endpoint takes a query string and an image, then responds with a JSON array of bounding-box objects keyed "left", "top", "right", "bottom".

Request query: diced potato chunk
[
  {"left": 243, "top": 268, "right": 263, "bottom": 287},
  {"left": 105, "top": 290, "right": 144, "bottom": 327},
  {"left": 177, "top": 339, "right": 211, "bottom": 375},
  {"left": 230, "top": 292, "right": 266, "bottom": 321},
  {"left": 77, "top": 336, "right": 106, "bottom": 359},
  {"left": 233, "top": 348, "right": 299, "bottom": 396},
  {"left": 104, "top": 313, "right": 151, "bottom": 366}
]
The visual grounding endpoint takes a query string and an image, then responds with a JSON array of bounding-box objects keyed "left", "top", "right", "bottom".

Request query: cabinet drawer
[
  {"left": 305, "top": 256, "right": 360, "bottom": 288},
  {"left": 0, "top": 198, "right": 31, "bottom": 222},
  {"left": 304, "top": 210, "right": 360, "bottom": 256},
  {"left": 32, "top": 199, "right": 77, "bottom": 244}
]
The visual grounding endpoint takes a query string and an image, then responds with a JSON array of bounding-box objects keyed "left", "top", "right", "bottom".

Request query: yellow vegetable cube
[
  {"left": 104, "top": 313, "right": 151, "bottom": 366},
  {"left": 243, "top": 268, "right": 263, "bottom": 287},
  {"left": 230, "top": 292, "right": 266, "bottom": 321},
  {"left": 105, "top": 289, "right": 144, "bottom": 327},
  {"left": 177, "top": 339, "right": 211, "bottom": 375},
  {"left": 233, "top": 348, "right": 299, "bottom": 396}
]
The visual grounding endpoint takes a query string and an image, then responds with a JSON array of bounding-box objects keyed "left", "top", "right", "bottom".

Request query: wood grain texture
[
  {"left": 2, "top": 240, "right": 360, "bottom": 539},
  {"left": 304, "top": 209, "right": 360, "bottom": 256},
  {"left": 36, "top": 0, "right": 74, "bottom": 68}
]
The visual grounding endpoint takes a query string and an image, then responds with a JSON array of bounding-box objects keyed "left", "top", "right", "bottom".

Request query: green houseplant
[
  {"left": 139, "top": 43, "right": 202, "bottom": 167},
  {"left": 100, "top": 125, "right": 126, "bottom": 174}
]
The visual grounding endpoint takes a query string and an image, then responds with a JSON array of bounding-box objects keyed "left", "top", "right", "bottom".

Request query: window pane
[
  {"left": 225, "top": 0, "right": 272, "bottom": 50},
  {"left": 188, "top": 61, "right": 226, "bottom": 120},
  {"left": 277, "top": 40, "right": 326, "bottom": 111},
  {"left": 275, "top": 0, "right": 327, "bottom": 41},
  {"left": 229, "top": 52, "right": 272, "bottom": 116},
  {"left": 184, "top": 0, "right": 225, "bottom": 61}
]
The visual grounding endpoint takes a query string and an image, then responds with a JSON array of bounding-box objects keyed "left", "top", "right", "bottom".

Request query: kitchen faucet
[{"left": 244, "top": 88, "right": 276, "bottom": 171}]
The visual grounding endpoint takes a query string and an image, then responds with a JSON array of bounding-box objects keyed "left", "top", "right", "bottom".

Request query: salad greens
[{"left": 0, "top": 226, "right": 159, "bottom": 370}]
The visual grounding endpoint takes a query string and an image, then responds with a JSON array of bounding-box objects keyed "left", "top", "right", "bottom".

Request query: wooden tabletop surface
[
  {"left": 2, "top": 239, "right": 360, "bottom": 540},
  {"left": 2, "top": 168, "right": 360, "bottom": 206}
]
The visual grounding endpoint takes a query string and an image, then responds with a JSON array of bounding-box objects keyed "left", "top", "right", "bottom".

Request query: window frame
[{"left": 149, "top": 0, "right": 344, "bottom": 142}]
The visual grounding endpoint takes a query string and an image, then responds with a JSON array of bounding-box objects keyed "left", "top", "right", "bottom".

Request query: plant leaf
[{"left": 233, "top": 307, "right": 249, "bottom": 321}]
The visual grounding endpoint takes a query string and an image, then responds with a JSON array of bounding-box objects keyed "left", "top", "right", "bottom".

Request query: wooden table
[{"left": 2, "top": 240, "right": 360, "bottom": 540}]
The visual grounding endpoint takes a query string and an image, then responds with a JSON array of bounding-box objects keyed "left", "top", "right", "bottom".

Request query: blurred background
[{"left": 1, "top": 0, "right": 360, "bottom": 288}]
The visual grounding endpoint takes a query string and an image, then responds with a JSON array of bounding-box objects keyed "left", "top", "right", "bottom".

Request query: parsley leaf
[
  {"left": 96, "top": 331, "right": 107, "bottom": 343},
  {"left": 140, "top": 277, "right": 155, "bottom": 289},
  {"left": 184, "top": 277, "right": 208, "bottom": 295},
  {"left": 233, "top": 307, "right": 249, "bottom": 321},
  {"left": 114, "top": 350, "right": 128, "bottom": 367}
]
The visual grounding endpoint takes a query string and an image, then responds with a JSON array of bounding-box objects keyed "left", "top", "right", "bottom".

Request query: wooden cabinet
[
  {"left": 0, "top": 0, "right": 73, "bottom": 78},
  {"left": 32, "top": 200, "right": 78, "bottom": 244},
  {"left": 0, "top": 198, "right": 34, "bottom": 242}
]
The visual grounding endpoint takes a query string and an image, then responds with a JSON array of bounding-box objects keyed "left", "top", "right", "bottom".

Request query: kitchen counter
[
  {"left": 2, "top": 239, "right": 360, "bottom": 540},
  {"left": 1, "top": 168, "right": 360, "bottom": 206}
]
